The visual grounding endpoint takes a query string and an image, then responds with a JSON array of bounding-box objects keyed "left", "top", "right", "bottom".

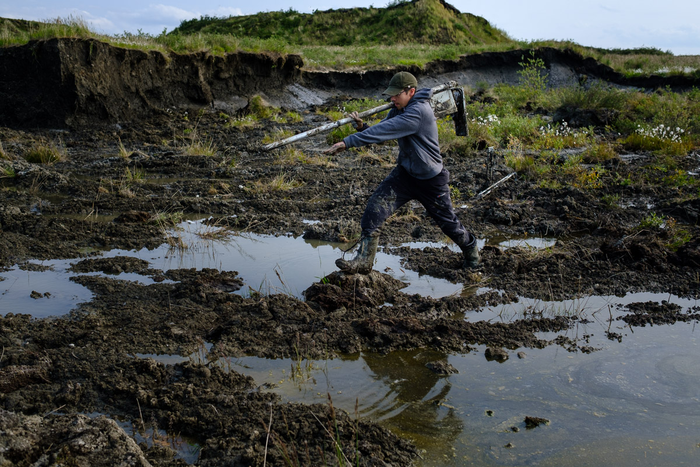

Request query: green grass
[
  {"left": 150, "top": 211, "right": 184, "bottom": 226},
  {"left": 1, "top": 4, "right": 699, "bottom": 201},
  {"left": 639, "top": 212, "right": 666, "bottom": 229},
  {"left": 123, "top": 166, "right": 145, "bottom": 182},
  {"left": 183, "top": 136, "right": 217, "bottom": 156},
  {"left": 244, "top": 174, "right": 305, "bottom": 193},
  {"left": 274, "top": 147, "right": 337, "bottom": 167},
  {"left": 117, "top": 138, "right": 130, "bottom": 159},
  {"left": 582, "top": 142, "right": 619, "bottom": 163},
  {"left": 24, "top": 140, "right": 65, "bottom": 164},
  {"left": 0, "top": 15, "right": 94, "bottom": 47},
  {"left": 622, "top": 126, "right": 692, "bottom": 156},
  {"left": 0, "top": 141, "right": 9, "bottom": 160},
  {"left": 227, "top": 95, "right": 302, "bottom": 130},
  {"left": 1, "top": 166, "right": 15, "bottom": 178},
  {"left": 262, "top": 129, "right": 294, "bottom": 145},
  {"left": 531, "top": 123, "right": 593, "bottom": 150},
  {"left": 171, "top": 0, "right": 512, "bottom": 47},
  {"left": 2, "top": 11, "right": 698, "bottom": 78}
]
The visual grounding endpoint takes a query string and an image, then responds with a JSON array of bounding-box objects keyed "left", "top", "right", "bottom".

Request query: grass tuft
[
  {"left": 24, "top": 140, "right": 65, "bottom": 164},
  {"left": 0, "top": 141, "right": 10, "bottom": 160},
  {"left": 244, "top": 174, "right": 305, "bottom": 194}
]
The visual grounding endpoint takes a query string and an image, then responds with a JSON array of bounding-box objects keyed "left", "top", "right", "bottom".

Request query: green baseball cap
[{"left": 383, "top": 71, "right": 418, "bottom": 96}]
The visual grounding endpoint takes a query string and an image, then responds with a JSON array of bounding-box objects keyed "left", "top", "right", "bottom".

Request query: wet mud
[{"left": 1, "top": 39, "right": 700, "bottom": 465}]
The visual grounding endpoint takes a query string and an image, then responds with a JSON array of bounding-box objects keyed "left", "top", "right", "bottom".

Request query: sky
[{"left": 2, "top": 1, "right": 699, "bottom": 55}]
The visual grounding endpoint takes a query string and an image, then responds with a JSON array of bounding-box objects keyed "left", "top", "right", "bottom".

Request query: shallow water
[
  {"left": 198, "top": 292, "right": 700, "bottom": 466},
  {"left": 79, "top": 412, "right": 200, "bottom": 464},
  {"left": 4, "top": 220, "right": 700, "bottom": 465},
  {"left": 0, "top": 259, "right": 94, "bottom": 318},
  {"left": 0, "top": 219, "right": 469, "bottom": 317},
  {"left": 0, "top": 223, "right": 561, "bottom": 318}
]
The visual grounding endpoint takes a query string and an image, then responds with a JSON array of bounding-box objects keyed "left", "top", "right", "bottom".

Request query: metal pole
[
  {"left": 475, "top": 172, "right": 516, "bottom": 199},
  {"left": 261, "top": 81, "right": 458, "bottom": 152},
  {"left": 261, "top": 103, "right": 392, "bottom": 151}
]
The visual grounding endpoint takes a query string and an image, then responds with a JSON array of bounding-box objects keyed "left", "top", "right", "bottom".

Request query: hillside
[
  {"left": 0, "top": 17, "right": 38, "bottom": 34},
  {"left": 171, "top": 0, "right": 512, "bottom": 46}
]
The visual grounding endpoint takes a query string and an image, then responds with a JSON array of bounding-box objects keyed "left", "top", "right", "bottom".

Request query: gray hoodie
[{"left": 343, "top": 88, "right": 442, "bottom": 180}]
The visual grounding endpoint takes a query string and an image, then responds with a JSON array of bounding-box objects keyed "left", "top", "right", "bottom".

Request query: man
[{"left": 324, "top": 71, "right": 479, "bottom": 275}]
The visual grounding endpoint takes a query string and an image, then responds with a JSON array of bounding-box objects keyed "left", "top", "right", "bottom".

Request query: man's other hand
[{"left": 324, "top": 141, "right": 346, "bottom": 154}]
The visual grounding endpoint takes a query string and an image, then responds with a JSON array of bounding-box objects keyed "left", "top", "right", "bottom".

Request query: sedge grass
[
  {"left": 117, "top": 137, "right": 130, "bottom": 159},
  {"left": 275, "top": 147, "right": 338, "bottom": 167},
  {"left": 24, "top": 140, "right": 65, "bottom": 164},
  {"left": 244, "top": 174, "right": 305, "bottom": 194},
  {"left": 1, "top": 166, "right": 15, "bottom": 178},
  {"left": 184, "top": 137, "right": 217, "bottom": 156},
  {"left": 0, "top": 141, "right": 9, "bottom": 160}
]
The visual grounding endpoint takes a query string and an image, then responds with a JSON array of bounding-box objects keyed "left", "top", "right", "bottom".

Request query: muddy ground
[{"left": 1, "top": 41, "right": 700, "bottom": 466}]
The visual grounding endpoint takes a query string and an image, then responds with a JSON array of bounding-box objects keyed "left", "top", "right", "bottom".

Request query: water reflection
[
  {"left": 362, "top": 350, "right": 463, "bottom": 461},
  {"left": 0, "top": 222, "right": 468, "bottom": 318},
  {"left": 5, "top": 218, "right": 700, "bottom": 465},
  {"left": 184, "top": 292, "right": 700, "bottom": 467},
  {"left": 3, "top": 221, "right": 568, "bottom": 318}
]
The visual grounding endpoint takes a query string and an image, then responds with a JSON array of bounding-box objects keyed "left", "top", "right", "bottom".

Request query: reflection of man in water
[{"left": 362, "top": 350, "right": 462, "bottom": 450}]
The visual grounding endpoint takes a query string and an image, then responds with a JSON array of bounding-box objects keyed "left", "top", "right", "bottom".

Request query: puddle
[
  {"left": 0, "top": 259, "right": 94, "bottom": 318},
  {"left": 81, "top": 412, "right": 200, "bottom": 464},
  {"left": 119, "top": 422, "right": 200, "bottom": 464},
  {"left": 132, "top": 291, "right": 700, "bottom": 466},
  {"left": 400, "top": 236, "right": 556, "bottom": 252},
  {"left": 488, "top": 235, "right": 556, "bottom": 250},
  {"left": 0, "top": 220, "right": 598, "bottom": 319},
  {"left": 100, "top": 219, "right": 466, "bottom": 299},
  {"left": 0, "top": 219, "right": 468, "bottom": 317},
  {"left": 10, "top": 218, "right": 700, "bottom": 464},
  {"left": 0, "top": 259, "right": 171, "bottom": 318},
  {"left": 134, "top": 342, "right": 213, "bottom": 366}
]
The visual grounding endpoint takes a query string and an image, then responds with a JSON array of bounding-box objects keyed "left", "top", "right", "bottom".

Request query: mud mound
[
  {"left": 618, "top": 301, "right": 700, "bottom": 326},
  {"left": 0, "top": 410, "right": 151, "bottom": 467}
]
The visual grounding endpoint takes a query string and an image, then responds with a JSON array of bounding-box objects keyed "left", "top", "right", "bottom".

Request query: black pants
[{"left": 360, "top": 166, "right": 475, "bottom": 249}]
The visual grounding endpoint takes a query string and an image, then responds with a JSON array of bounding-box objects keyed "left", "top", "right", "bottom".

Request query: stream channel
[{"left": 2, "top": 219, "right": 699, "bottom": 466}]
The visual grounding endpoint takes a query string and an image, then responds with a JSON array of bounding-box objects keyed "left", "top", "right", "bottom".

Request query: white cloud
[
  {"left": 213, "top": 7, "right": 243, "bottom": 17},
  {"left": 80, "top": 16, "right": 117, "bottom": 33},
  {"left": 99, "top": 4, "right": 242, "bottom": 34},
  {"left": 147, "top": 4, "right": 200, "bottom": 22}
]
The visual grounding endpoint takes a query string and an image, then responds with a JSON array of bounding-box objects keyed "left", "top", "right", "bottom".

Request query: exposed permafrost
[{"left": 1, "top": 38, "right": 699, "bottom": 128}]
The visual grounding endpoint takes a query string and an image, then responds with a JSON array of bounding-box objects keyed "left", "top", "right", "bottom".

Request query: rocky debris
[
  {"left": 524, "top": 416, "right": 550, "bottom": 429},
  {"left": 425, "top": 360, "right": 459, "bottom": 375},
  {"left": 485, "top": 347, "right": 509, "bottom": 362}
]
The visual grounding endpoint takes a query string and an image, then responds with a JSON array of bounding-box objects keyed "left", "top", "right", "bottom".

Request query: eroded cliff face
[
  {"left": 0, "top": 38, "right": 303, "bottom": 128},
  {"left": 1, "top": 38, "right": 698, "bottom": 129}
]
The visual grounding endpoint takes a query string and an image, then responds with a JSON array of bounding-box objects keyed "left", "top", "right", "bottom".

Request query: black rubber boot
[
  {"left": 336, "top": 236, "right": 378, "bottom": 275},
  {"left": 460, "top": 238, "right": 480, "bottom": 270}
]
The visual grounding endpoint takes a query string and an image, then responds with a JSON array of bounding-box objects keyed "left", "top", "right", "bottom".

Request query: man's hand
[
  {"left": 324, "top": 141, "right": 346, "bottom": 155},
  {"left": 349, "top": 111, "right": 364, "bottom": 130}
]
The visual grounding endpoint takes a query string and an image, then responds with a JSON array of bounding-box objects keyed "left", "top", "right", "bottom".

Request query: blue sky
[{"left": 2, "top": 1, "right": 699, "bottom": 55}]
